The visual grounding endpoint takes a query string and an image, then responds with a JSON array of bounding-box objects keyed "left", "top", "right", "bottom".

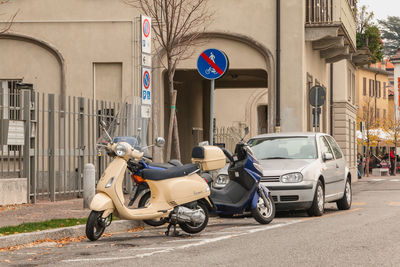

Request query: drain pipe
[
  {"left": 330, "top": 63, "right": 333, "bottom": 135},
  {"left": 276, "top": 0, "right": 281, "bottom": 128}
]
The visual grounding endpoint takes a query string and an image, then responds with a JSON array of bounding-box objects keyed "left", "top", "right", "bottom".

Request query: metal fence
[
  {"left": 214, "top": 126, "right": 243, "bottom": 154},
  {"left": 0, "top": 87, "right": 147, "bottom": 202}
]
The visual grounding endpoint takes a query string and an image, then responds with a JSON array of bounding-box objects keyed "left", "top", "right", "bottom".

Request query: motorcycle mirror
[
  {"left": 244, "top": 127, "right": 250, "bottom": 136},
  {"left": 155, "top": 137, "right": 165, "bottom": 147},
  {"left": 100, "top": 120, "right": 107, "bottom": 128},
  {"left": 240, "top": 126, "right": 250, "bottom": 141}
]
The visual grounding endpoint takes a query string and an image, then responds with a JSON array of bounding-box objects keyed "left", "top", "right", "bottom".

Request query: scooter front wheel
[
  {"left": 251, "top": 194, "right": 275, "bottom": 224},
  {"left": 179, "top": 202, "right": 209, "bottom": 234},
  {"left": 86, "top": 210, "right": 106, "bottom": 241}
]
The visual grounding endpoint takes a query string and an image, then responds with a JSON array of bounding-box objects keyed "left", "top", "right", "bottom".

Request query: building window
[
  {"left": 383, "top": 82, "right": 387, "bottom": 98},
  {"left": 377, "top": 81, "right": 381, "bottom": 98},
  {"left": 377, "top": 108, "right": 380, "bottom": 120},
  {"left": 348, "top": 69, "right": 352, "bottom": 101},
  {"left": 363, "top": 78, "right": 367, "bottom": 96},
  {"left": 383, "top": 109, "right": 387, "bottom": 121},
  {"left": 352, "top": 73, "right": 356, "bottom": 104},
  {"left": 369, "top": 79, "right": 374, "bottom": 96}
]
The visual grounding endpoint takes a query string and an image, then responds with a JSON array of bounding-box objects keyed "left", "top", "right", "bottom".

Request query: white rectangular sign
[
  {"left": 142, "top": 54, "right": 152, "bottom": 67},
  {"left": 8, "top": 120, "right": 24, "bottom": 145},
  {"left": 141, "top": 15, "right": 151, "bottom": 54},
  {"left": 141, "top": 105, "right": 151, "bottom": 118},
  {"left": 141, "top": 67, "right": 152, "bottom": 105}
]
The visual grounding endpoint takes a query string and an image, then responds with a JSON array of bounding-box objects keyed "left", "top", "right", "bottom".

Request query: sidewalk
[{"left": 0, "top": 198, "right": 89, "bottom": 228}]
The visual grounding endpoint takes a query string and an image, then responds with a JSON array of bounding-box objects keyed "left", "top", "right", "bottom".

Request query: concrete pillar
[{"left": 83, "top": 163, "right": 96, "bottom": 209}]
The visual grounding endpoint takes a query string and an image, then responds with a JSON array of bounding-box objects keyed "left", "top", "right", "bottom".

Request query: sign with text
[{"left": 7, "top": 120, "right": 24, "bottom": 145}]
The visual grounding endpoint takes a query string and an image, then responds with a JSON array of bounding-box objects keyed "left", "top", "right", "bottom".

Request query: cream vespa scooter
[{"left": 86, "top": 123, "right": 226, "bottom": 241}]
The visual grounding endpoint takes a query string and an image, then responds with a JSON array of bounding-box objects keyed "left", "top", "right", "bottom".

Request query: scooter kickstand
[{"left": 165, "top": 222, "right": 179, "bottom": 236}]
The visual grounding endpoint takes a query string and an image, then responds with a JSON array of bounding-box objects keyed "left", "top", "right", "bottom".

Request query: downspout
[
  {"left": 276, "top": 0, "right": 281, "bottom": 129},
  {"left": 330, "top": 63, "right": 333, "bottom": 135},
  {"left": 330, "top": 0, "right": 334, "bottom": 136},
  {"left": 374, "top": 72, "right": 378, "bottom": 121}
]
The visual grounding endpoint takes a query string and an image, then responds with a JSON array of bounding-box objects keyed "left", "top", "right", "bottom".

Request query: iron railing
[
  {"left": 0, "top": 88, "right": 148, "bottom": 202},
  {"left": 306, "top": 0, "right": 332, "bottom": 24}
]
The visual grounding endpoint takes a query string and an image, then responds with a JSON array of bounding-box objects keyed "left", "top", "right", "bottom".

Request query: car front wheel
[
  {"left": 307, "top": 180, "right": 324, "bottom": 217},
  {"left": 336, "top": 178, "right": 352, "bottom": 210}
]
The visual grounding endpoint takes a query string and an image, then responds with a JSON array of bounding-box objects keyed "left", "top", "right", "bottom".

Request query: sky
[{"left": 358, "top": 0, "right": 400, "bottom": 21}]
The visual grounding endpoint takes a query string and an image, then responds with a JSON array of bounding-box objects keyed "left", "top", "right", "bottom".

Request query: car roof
[{"left": 249, "top": 132, "right": 330, "bottom": 140}]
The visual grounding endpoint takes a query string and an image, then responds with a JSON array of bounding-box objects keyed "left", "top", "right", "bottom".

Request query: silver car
[{"left": 246, "top": 132, "right": 352, "bottom": 216}]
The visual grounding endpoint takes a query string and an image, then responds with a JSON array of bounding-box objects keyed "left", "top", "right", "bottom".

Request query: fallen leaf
[{"left": 127, "top": 227, "right": 144, "bottom": 233}]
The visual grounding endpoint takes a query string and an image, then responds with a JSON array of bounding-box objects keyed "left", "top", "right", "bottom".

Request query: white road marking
[
  {"left": 390, "top": 179, "right": 400, "bottom": 182},
  {"left": 62, "top": 220, "right": 302, "bottom": 263},
  {"left": 371, "top": 179, "right": 385, "bottom": 181}
]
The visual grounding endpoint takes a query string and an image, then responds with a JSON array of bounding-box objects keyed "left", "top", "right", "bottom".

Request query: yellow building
[{"left": 356, "top": 66, "right": 391, "bottom": 128}]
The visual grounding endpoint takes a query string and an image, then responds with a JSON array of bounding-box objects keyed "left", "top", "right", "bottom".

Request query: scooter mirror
[{"left": 155, "top": 137, "right": 165, "bottom": 147}]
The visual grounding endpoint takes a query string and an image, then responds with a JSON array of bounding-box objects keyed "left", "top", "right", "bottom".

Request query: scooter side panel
[{"left": 147, "top": 173, "right": 210, "bottom": 206}]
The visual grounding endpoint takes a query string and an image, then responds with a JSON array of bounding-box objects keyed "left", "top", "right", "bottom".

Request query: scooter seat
[
  {"left": 142, "top": 164, "right": 198, "bottom": 181},
  {"left": 147, "top": 160, "right": 183, "bottom": 169}
]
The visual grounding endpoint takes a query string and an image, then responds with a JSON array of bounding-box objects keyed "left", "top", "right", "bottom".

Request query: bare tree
[
  {"left": 357, "top": 96, "right": 379, "bottom": 177},
  {"left": 125, "top": 0, "right": 212, "bottom": 160},
  {"left": 0, "top": 0, "right": 17, "bottom": 35}
]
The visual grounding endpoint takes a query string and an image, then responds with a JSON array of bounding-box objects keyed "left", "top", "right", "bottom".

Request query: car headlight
[
  {"left": 115, "top": 143, "right": 128, "bottom": 157},
  {"left": 281, "top": 172, "right": 303, "bottom": 183},
  {"left": 213, "top": 174, "right": 229, "bottom": 188}
]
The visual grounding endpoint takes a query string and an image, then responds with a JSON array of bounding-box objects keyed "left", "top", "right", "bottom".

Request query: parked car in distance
[{"left": 248, "top": 132, "right": 352, "bottom": 216}]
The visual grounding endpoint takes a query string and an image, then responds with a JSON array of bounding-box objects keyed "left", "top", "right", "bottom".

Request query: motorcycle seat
[
  {"left": 142, "top": 164, "right": 198, "bottom": 181},
  {"left": 147, "top": 160, "right": 183, "bottom": 169}
]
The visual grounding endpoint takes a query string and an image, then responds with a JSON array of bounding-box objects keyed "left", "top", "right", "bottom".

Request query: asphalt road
[{"left": 2, "top": 176, "right": 400, "bottom": 266}]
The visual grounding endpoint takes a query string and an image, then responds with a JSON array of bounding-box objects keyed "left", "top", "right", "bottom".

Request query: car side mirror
[{"left": 323, "top": 152, "right": 333, "bottom": 161}]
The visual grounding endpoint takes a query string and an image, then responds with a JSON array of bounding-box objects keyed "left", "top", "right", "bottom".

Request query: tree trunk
[
  {"left": 173, "top": 112, "right": 181, "bottom": 160},
  {"left": 166, "top": 90, "right": 177, "bottom": 161}
]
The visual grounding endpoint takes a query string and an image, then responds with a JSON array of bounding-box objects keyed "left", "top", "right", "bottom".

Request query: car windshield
[{"left": 248, "top": 136, "right": 317, "bottom": 160}]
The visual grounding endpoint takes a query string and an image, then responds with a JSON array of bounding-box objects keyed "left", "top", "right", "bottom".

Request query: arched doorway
[{"left": 154, "top": 33, "right": 274, "bottom": 162}]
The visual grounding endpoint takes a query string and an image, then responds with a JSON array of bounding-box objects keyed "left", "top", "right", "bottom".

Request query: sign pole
[
  {"left": 210, "top": 79, "right": 215, "bottom": 145},
  {"left": 314, "top": 87, "right": 318, "bottom": 132}
]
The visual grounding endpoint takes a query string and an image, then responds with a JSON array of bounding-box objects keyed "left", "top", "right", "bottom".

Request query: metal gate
[{"left": 1, "top": 87, "right": 148, "bottom": 202}]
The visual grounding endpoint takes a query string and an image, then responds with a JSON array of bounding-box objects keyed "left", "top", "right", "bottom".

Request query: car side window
[
  {"left": 319, "top": 136, "right": 333, "bottom": 159},
  {"left": 326, "top": 136, "right": 343, "bottom": 159}
]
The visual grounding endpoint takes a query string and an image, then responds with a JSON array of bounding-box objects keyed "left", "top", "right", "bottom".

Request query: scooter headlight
[{"left": 115, "top": 143, "right": 128, "bottom": 157}]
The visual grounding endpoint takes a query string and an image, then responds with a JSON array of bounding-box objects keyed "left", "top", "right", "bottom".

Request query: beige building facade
[{"left": 0, "top": 0, "right": 361, "bottom": 180}]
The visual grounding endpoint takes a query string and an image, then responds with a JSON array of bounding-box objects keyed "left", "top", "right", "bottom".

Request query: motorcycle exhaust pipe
[{"left": 171, "top": 206, "right": 205, "bottom": 225}]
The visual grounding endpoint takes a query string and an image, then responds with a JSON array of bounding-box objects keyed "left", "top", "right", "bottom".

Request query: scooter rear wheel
[
  {"left": 86, "top": 210, "right": 106, "bottom": 241},
  {"left": 139, "top": 192, "right": 168, "bottom": 227},
  {"left": 251, "top": 194, "right": 275, "bottom": 224},
  {"left": 179, "top": 202, "right": 209, "bottom": 234}
]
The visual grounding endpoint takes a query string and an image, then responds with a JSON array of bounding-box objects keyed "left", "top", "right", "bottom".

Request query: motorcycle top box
[{"left": 192, "top": 145, "right": 226, "bottom": 171}]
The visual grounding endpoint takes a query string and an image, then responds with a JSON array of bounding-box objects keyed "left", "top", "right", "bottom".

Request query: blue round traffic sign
[
  {"left": 143, "top": 71, "right": 150, "bottom": 89},
  {"left": 197, "top": 49, "right": 229, "bottom": 80},
  {"left": 143, "top": 19, "right": 150, "bottom": 37}
]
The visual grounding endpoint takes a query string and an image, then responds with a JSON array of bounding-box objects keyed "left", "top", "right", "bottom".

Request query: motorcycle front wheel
[
  {"left": 178, "top": 202, "right": 209, "bottom": 234},
  {"left": 251, "top": 194, "right": 275, "bottom": 224},
  {"left": 138, "top": 192, "right": 168, "bottom": 227},
  {"left": 86, "top": 210, "right": 106, "bottom": 241}
]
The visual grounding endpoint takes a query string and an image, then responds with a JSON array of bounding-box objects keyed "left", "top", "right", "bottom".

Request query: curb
[{"left": 0, "top": 220, "right": 142, "bottom": 248}]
